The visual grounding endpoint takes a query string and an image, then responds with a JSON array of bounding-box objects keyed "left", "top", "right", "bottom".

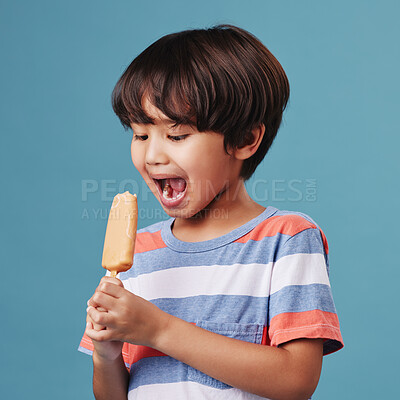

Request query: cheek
[{"left": 131, "top": 144, "right": 144, "bottom": 171}]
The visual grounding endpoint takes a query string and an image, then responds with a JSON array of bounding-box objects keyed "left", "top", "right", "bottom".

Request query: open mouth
[{"left": 153, "top": 177, "right": 187, "bottom": 202}]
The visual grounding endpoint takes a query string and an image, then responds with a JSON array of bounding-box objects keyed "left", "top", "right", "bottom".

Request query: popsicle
[{"left": 102, "top": 191, "right": 138, "bottom": 277}]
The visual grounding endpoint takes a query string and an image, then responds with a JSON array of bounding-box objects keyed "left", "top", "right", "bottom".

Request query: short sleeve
[{"left": 268, "top": 226, "right": 344, "bottom": 355}]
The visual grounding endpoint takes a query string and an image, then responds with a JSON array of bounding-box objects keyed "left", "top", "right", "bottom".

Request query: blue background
[{"left": 1, "top": 0, "right": 399, "bottom": 398}]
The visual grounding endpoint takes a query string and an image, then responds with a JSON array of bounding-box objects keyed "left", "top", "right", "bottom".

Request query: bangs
[{"left": 112, "top": 32, "right": 204, "bottom": 130}]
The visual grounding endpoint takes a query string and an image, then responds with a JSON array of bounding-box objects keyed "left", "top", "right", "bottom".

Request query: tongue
[{"left": 168, "top": 178, "right": 186, "bottom": 192}]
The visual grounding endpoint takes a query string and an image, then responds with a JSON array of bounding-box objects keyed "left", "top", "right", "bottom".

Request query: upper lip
[{"left": 148, "top": 173, "right": 186, "bottom": 180}]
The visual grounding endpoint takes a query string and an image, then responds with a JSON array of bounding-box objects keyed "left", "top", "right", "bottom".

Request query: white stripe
[
  {"left": 123, "top": 253, "right": 329, "bottom": 301},
  {"left": 125, "top": 263, "right": 273, "bottom": 300},
  {"left": 128, "top": 380, "right": 271, "bottom": 400},
  {"left": 270, "top": 253, "right": 330, "bottom": 295}
]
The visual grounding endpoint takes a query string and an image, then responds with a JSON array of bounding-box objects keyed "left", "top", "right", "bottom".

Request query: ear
[{"left": 233, "top": 124, "right": 265, "bottom": 161}]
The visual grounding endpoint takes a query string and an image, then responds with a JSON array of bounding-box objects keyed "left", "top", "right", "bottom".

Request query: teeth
[
  {"left": 162, "top": 182, "right": 185, "bottom": 201},
  {"left": 163, "top": 182, "right": 171, "bottom": 197}
]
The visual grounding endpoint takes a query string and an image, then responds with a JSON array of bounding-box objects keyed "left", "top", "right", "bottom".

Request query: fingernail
[
  {"left": 87, "top": 300, "right": 90, "bottom": 306},
  {"left": 86, "top": 322, "right": 90, "bottom": 328}
]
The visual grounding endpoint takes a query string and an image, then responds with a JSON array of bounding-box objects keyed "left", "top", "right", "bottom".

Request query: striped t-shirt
[{"left": 79, "top": 206, "right": 344, "bottom": 399}]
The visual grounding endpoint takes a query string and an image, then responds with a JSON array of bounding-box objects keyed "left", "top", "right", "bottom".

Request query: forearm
[
  {"left": 93, "top": 351, "right": 129, "bottom": 400},
  {"left": 154, "top": 315, "right": 317, "bottom": 400}
]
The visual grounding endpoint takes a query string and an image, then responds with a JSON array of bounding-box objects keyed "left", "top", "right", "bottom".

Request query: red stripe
[
  {"left": 135, "top": 230, "right": 167, "bottom": 254},
  {"left": 261, "top": 326, "right": 270, "bottom": 345},
  {"left": 79, "top": 334, "right": 94, "bottom": 352},
  {"left": 80, "top": 322, "right": 200, "bottom": 367},
  {"left": 123, "top": 324, "right": 196, "bottom": 364},
  {"left": 234, "top": 215, "right": 317, "bottom": 244},
  {"left": 79, "top": 334, "right": 131, "bottom": 366},
  {"left": 234, "top": 214, "right": 329, "bottom": 255},
  {"left": 129, "top": 345, "right": 167, "bottom": 364},
  {"left": 269, "top": 309, "right": 343, "bottom": 348}
]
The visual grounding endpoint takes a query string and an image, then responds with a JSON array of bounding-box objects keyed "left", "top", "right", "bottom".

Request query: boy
[{"left": 79, "top": 24, "right": 343, "bottom": 399}]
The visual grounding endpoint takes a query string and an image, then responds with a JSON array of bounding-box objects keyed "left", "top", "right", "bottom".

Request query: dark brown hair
[{"left": 112, "top": 24, "right": 289, "bottom": 180}]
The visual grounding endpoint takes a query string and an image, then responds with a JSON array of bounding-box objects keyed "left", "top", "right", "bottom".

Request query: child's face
[{"left": 130, "top": 97, "right": 242, "bottom": 219}]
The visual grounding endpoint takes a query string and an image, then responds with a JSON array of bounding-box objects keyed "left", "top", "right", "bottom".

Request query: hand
[
  {"left": 86, "top": 300, "right": 105, "bottom": 331},
  {"left": 85, "top": 319, "right": 124, "bottom": 362},
  {"left": 86, "top": 276, "right": 123, "bottom": 331},
  {"left": 86, "top": 277, "right": 125, "bottom": 361},
  {"left": 86, "top": 276, "right": 170, "bottom": 348}
]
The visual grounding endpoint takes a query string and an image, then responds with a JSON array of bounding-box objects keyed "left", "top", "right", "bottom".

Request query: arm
[
  {"left": 154, "top": 315, "right": 323, "bottom": 400},
  {"left": 92, "top": 349, "right": 129, "bottom": 400},
  {"left": 85, "top": 278, "right": 129, "bottom": 400},
  {"left": 87, "top": 278, "right": 323, "bottom": 400}
]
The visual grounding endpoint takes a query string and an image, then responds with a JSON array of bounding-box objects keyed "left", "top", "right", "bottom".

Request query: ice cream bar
[{"left": 102, "top": 191, "right": 138, "bottom": 277}]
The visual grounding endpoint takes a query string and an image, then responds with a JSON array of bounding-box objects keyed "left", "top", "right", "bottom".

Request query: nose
[{"left": 145, "top": 136, "right": 169, "bottom": 165}]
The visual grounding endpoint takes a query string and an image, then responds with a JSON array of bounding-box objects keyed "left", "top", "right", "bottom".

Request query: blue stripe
[
  {"left": 129, "top": 356, "right": 233, "bottom": 391},
  {"left": 151, "top": 285, "right": 335, "bottom": 327},
  {"left": 274, "top": 210, "right": 329, "bottom": 271},
  {"left": 78, "top": 346, "right": 92, "bottom": 357},
  {"left": 278, "top": 228, "right": 328, "bottom": 266},
  {"left": 129, "top": 356, "right": 189, "bottom": 390},
  {"left": 268, "top": 284, "right": 336, "bottom": 322},
  {"left": 152, "top": 295, "right": 269, "bottom": 325},
  {"left": 129, "top": 321, "right": 264, "bottom": 391}
]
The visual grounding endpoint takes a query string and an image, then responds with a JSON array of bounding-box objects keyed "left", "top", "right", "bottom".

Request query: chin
[{"left": 161, "top": 207, "right": 197, "bottom": 219}]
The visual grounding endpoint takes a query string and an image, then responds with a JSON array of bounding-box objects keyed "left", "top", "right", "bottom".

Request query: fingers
[
  {"left": 102, "top": 276, "right": 124, "bottom": 287},
  {"left": 85, "top": 321, "right": 113, "bottom": 342},
  {"left": 87, "top": 308, "right": 105, "bottom": 331},
  {"left": 85, "top": 276, "right": 125, "bottom": 333},
  {"left": 88, "top": 278, "right": 124, "bottom": 309},
  {"left": 89, "top": 289, "right": 117, "bottom": 310},
  {"left": 97, "top": 279, "right": 125, "bottom": 299},
  {"left": 87, "top": 305, "right": 112, "bottom": 328},
  {"left": 86, "top": 298, "right": 107, "bottom": 331}
]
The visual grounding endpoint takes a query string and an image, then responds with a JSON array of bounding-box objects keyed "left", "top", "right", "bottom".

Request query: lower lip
[{"left": 155, "top": 181, "right": 187, "bottom": 208}]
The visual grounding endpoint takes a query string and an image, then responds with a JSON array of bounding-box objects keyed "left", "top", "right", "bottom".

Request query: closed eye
[
  {"left": 168, "top": 135, "right": 188, "bottom": 142},
  {"left": 133, "top": 134, "right": 148, "bottom": 141}
]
